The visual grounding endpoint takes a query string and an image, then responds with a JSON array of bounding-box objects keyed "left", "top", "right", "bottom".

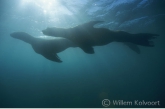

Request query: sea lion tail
[{"left": 132, "top": 33, "right": 159, "bottom": 47}]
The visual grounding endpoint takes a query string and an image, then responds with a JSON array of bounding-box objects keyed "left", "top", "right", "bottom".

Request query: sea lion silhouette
[
  {"left": 10, "top": 32, "right": 76, "bottom": 62},
  {"left": 42, "top": 21, "right": 158, "bottom": 54}
]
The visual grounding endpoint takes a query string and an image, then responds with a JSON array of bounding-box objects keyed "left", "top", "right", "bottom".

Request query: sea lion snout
[
  {"left": 42, "top": 29, "right": 46, "bottom": 34},
  {"left": 10, "top": 32, "right": 24, "bottom": 39},
  {"left": 10, "top": 32, "right": 17, "bottom": 38},
  {"left": 42, "top": 29, "right": 49, "bottom": 35}
]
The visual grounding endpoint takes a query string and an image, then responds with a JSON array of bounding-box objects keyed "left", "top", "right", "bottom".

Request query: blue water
[{"left": 0, "top": 0, "right": 165, "bottom": 108}]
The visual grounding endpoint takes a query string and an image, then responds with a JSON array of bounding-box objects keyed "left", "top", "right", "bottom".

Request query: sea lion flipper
[
  {"left": 80, "top": 46, "right": 95, "bottom": 54},
  {"left": 123, "top": 42, "right": 141, "bottom": 54},
  {"left": 42, "top": 53, "right": 62, "bottom": 63},
  {"left": 54, "top": 54, "right": 62, "bottom": 63}
]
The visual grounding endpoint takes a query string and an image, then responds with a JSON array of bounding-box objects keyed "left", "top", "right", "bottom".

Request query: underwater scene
[{"left": 0, "top": 0, "right": 165, "bottom": 108}]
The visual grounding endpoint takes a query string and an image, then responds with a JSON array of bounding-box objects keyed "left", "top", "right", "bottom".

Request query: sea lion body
[
  {"left": 42, "top": 21, "right": 159, "bottom": 54},
  {"left": 10, "top": 32, "right": 76, "bottom": 62}
]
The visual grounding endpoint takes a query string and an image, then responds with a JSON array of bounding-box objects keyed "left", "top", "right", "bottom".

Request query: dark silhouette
[
  {"left": 42, "top": 21, "right": 158, "bottom": 54},
  {"left": 10, "top": 32, "right": 76, "bottom": 62}
]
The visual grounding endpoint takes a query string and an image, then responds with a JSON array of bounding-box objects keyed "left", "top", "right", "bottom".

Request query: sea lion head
[{"left": 10, "top": 32, "right": 33, "bottom": 44}]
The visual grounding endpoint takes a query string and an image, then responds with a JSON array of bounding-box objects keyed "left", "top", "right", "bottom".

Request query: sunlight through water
[
  {"left": 20, "top": 0, "right": 73, "bottom": 16},
  {"left": 18, "top": 0, "right": 75, "bottom": 29}
]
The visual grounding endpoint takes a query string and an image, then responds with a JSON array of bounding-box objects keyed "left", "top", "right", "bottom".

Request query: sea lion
[
  {"left": 42, "top": 21, "right": 158, "bottom": 54},
  {"left": 10, "top": 32, "right": 76, "bottom": 62}
]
